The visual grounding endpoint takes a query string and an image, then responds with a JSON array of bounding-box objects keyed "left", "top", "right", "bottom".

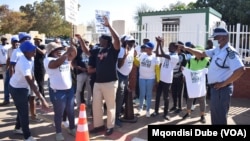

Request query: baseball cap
[
  {"left": 100, "top": 34, "right": 112, "bottom": 42},
  {"left": 125, "top": 35, "right": 135, "bottom": 42},
  {"left": 18, "top": 32, "right": 31, "bottom": 41},
  {"left": 11, "top": 35, "right": 19, "bottom": 42},
  {"left": 211, "top": 27, "right": 229, "bottom": 38},
  {"left": 19, "top": 40, "right": 36, "bottom": 53},
  {"left": 195, "top": 45, "right": 205, "bottom": 51},
  {"left": 1, "top": 35, "right": 7, "bottom": 40},
  {"left": 120, "top": 34, "right": 127, "bottom": 40},
  {"left": 185, "top": 42, "right": 195, "bottom": 48},
  {"left": 144, "top": 42, "right": 154, "bottom": 49}
]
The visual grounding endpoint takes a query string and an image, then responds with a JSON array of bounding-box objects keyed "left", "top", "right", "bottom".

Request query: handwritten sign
[
  {"left": 65, "top": 0, "right": 78, "bottom": 25},
  {"left": 95, "top": 10, "right": 110, "bottom": 34}
]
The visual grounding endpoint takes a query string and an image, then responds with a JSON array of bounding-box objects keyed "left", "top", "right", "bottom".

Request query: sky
[{"left": 1, "top": 0, "right": 197, "bottom": 28}]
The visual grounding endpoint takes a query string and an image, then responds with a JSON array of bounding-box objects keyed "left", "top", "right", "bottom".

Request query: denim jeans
[
  {"left": 115, "top": 71, "right": 128, "bottom": 119},
  {"left": 49, "top": 87, "right": 75, "bottom": 133},
  {"left": 4, "top": 69, "right": 10, "bottom": 102},
  {"left": 210, "top": 84, "right": 233, "bottom": 125},
  {"left": 139, "top": 78, "right": 155, "bottom": 112},
  {"left": 9, "top": 84, "right": 31, "bottom": 139}
]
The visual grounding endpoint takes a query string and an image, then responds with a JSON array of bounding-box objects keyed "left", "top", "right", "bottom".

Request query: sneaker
[
  {"left": 24, "top": 136, "right": 36, "bottom": 141},
  {"left": 68, "top": 128, "right": 76, "bottom": 136},
  {"left": 62, "top": 121, "right": 69, "bottom": 128},
  {"left": 182, "top": 113, "right": 191, "bottom": 120},
  {"left": 150, "top": 112, "right": 159, "bottom": 117},
  {"left": 55, "top": 133, "right": 64, "bottom": 141},
  {"left": 191, "top": 105, "right": 195, "bottom": 111},
  {"left": 105, "top": 128, "right": 113, "bottom": 136},
  {"left": 146, "top": 111, "right": 150, "bottom": 117},
  {"left": 200, "top": 115, "right": 206, "bottom": 123},
  {"left": 169, "top": 107, "right": 177, "bottom": 112},
  {"left": 0, "top": 101, "right": 10, "bottom": 106},
  {"left": 137, "top": 108, "right": 142, "bottom": 115},
  {"left": 13, "top": 128, "right": 23, "bottom": 134},
  {"left": 163, "top": 115, "right": 170, "bottom": 120},
  {"left": 30, "top": 117, "right": 44, "bottom": 123},
  {"left": 89, "top": 125, "right": 105, "bottom": 134},
  {"left": 115, "top": 119, "right": 122, "bottom": 127},
  {"left": 175, "top": 109, "right": 182, "bottom": 114},
  {"left": 143, "top": 101, "right": 147, "bottom": 107}
]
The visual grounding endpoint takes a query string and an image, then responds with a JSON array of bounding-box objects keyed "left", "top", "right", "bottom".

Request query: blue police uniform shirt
[{"left": 205, "top": 42, "right": 244, "bottom": 84}]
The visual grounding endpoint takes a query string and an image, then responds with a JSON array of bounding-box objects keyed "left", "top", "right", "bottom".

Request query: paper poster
[
  {"left": 65, "top": 0, "right": 78, "bottom": 25},
  {"left": 95, "top": 10, "right": 110, "bottom": 34}
]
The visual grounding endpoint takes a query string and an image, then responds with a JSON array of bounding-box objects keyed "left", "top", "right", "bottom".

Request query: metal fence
[
  {"left": 82, "top": 23, "right": 250, "bottom": 65},
  {"left": 129, "top": 23, "right": 250, "bottom": 65}
]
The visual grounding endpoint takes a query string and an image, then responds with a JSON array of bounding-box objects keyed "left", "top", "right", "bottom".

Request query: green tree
[
  {"left": 195, "top": 0, "right": 250, "bottom": 25},
  {"left": 0, "top": 5, "right": 31, "bottom": 34},
  {"left": 134, "top": 4, "right": 154, "bottom": 25},
  {"left": 1, "top": 0, "right": 73, "bottom": 37},
  {"left": 20, "top": 0, "right": 71, "bottom": 36}
]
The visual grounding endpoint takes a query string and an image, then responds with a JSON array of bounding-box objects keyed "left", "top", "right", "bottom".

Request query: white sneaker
[
  {"left": 146, "top": 111, "right": 150, "bottom": 117},
  {"left": 137, "top": 108, "right": 142, "bottom": 115},
  {"left": 24, "top": 136, "right": 36, "bottom": 141},
  {"left": 13, "top": 128, "right": 23, "bottom": 134},
  {"left": 62, "top": 121, "right": 69, "bottom": 128},
  {"left": 56, "top": 133, "right": 65, "bottom": 141}
]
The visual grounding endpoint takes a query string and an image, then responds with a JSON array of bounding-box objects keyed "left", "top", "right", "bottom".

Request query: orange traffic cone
[{"left": 75, "top": 104, "right": 89, "bottom": 141}]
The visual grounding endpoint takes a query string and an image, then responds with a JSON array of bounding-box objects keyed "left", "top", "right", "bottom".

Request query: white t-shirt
[
  {"left": 134, "top": 45, "right": 141, "bottom": 57},
  {"left": 0, "top": 44, "right": 11, "bottom": 64},
  {"left": 117, "top": 47, "right": 134, "bottom": 76},
  {"left": 9, "top": 55, "right": 33, "bottom": 88},
  {"left": 7, "top": 47, "right": 15, "bottom": 60},
  {"left": 10, "top": 48, "right": 23, "bottom": 64},
  {"left": 44, "top": 57, "right": 72, "bottom": 90},
  {"left": 139, "top": 52, "right": 160, "bottom": 79},
  {"left": 182, "top": 67, "right": 208, "bottom": 98},
  {"left": 160, "top": 53, "right": 179, "bottom": 83}
]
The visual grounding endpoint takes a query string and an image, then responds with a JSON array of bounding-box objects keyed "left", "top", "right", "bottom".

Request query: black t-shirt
[
  {"left": 34, "top": 44, "right": 45, "bottom": 71},
  {"left": 88, "top": 48, "right": 98, "bottom": 81},
  {"left": 74, "top": 47, "right": 88, "bottom": 74},
  {"left": 88, "top": 46, "right": 119, "bottom": 83}
]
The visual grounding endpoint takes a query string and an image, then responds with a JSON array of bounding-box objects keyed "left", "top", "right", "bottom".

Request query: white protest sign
[
  {"left": 95, "top": 10, "right": 110, "bottom": 34},
  {"left": 65, "top": 0, "right": 78, "bottom": 25}
]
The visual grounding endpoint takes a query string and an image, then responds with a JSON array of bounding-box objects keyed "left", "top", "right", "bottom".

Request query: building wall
[
  {"left": 139, "top": 7, "right": 222, "bottom": 48},
  {"left": 112, "top": 20, "right": 125, "bottom": 36},
  {"left": 141, "top": 13, "right": 208, "bottom": 47},
  {"left": 179, "top": 13, "right": 206, "bottom": 46}
]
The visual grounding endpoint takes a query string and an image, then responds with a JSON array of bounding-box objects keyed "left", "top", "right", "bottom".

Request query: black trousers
[
  {"left": 34, "top": 68, "right": 45, "bottom": 97},
  {"left": 154, "top": 81, "right": 171, "bottom": 116},
  {"left": 171, "top": 77, "right": 184, "bottom": 109}
]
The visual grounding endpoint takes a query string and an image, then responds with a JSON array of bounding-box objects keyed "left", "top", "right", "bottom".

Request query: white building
[{"left": 136, "top": 7, "right": 222, "bottom": 48}]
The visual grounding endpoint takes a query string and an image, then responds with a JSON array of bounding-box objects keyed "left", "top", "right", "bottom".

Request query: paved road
[{"left": 0, "top": 77, "right": 250, "bottom": 141}]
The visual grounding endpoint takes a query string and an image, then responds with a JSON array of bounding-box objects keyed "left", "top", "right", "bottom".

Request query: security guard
[{"left": 178, "top": 27, "right": 245, "bottom": 125}]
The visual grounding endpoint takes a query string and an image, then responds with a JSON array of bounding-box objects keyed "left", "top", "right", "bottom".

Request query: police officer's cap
[{"left": 211, "top": 27, "right": 229, "bottom": 38}]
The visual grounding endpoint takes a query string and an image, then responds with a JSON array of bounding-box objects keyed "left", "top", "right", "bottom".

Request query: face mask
[{"left": 212, "top": 40, "right": 219, "bottom": 47}]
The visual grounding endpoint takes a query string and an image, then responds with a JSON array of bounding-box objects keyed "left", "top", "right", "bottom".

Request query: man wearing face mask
[{"left": 178, "top": 27, "right": 245, "bottom": 125}]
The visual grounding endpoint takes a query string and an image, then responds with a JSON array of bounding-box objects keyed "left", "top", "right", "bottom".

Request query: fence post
[{"left": 235, "top": 23, "right": 241, "bottom": 57}]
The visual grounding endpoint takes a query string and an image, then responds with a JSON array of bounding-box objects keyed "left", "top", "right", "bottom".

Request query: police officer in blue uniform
[{"left": 178, "top": 27, "right": 245, "bottom": 125}]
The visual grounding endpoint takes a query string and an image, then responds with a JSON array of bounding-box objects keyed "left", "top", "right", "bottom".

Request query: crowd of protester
[{"left": 0, "top": 16, "right": 245, "bottom": 140}]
